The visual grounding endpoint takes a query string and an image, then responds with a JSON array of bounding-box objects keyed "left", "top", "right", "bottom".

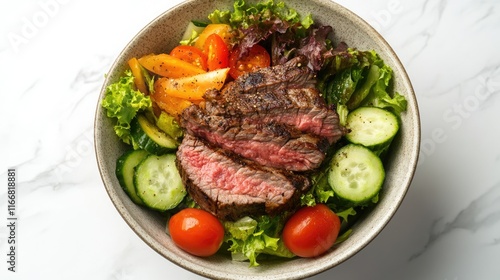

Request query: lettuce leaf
[
  {"left": 320, "top": 49, "right": 407, "bottom": 116},
  {"left": 350, "top": 50, "right": 407, "bottom": 114},
  {"left": 224, "top": 215, "right": 294, "bottom": 267},
  {"left": 101, "top": 70, "right": 151, "bottom": 145},
  {"left": 346, "top": 63, "right": 381, "bottom": 109},
  {"left": 300, "top": 166, "right": 336, "bottom": 207},
  {"left": 311, "top": 169, "right": 335, "bottom": 204},
  {"left": 209, "top": 0, "right": 307, "bottom": 29},
  {"left": 336, "top": 207, "right": 357, "bottom": 222}
]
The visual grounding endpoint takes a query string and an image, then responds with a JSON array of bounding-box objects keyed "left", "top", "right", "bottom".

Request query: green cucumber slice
[
  {"left": 115, "top": 149, "right": 149, "bottom": 205},
  {"left": 131, "top": 114, "right": 178, "bottom": 155},
  {"left": 134, "top": 153, "right": 186, "bottom": 211},
  {"left": 155, "top": 111, "right": 183, "bottom": 141},
  {"left": 328, "top": 144, "right": 385, "bottom": 206},
  {"left": 345, "top": 106, "right": 399, "bottom": 156}
]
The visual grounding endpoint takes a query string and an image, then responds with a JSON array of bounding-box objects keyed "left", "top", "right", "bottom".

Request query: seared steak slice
[
  {"left": 221, "top": 56, "right": 316, "bottom": 94},
  {"left": 181, "top": 105, "right": 329, "bottom": 171},
  {"left": 202, "top": 58, "right": 345, "bottom": 143},
  {"left": 176, "top": 134, "right": 311, "bottom": 221}
]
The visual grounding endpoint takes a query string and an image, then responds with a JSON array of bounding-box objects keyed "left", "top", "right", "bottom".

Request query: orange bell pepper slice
[
  {"left": 138, "top": 53, "right": 206, "bottom": 78},
  {"left": 153, "top": 68, "right": 229, "bottom": 101}
]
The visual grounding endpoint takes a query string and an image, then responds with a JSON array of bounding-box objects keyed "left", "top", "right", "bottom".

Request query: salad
[{"left": 102, "top": 0, "right": 407, "bottom": 267}]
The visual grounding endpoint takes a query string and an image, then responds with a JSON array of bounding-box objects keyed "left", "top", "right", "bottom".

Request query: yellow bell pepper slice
[
  {"left": 127, "top": 57, "right": 149, "bottom": 94},
  {"left": 194, "top": 24, "right": 233, "bottom": 49}
]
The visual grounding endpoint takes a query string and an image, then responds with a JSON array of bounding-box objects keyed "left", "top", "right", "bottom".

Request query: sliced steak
[
  {"left": 176, "top": 134, "right": 311, "bottom": 220},
  {"left": 202, "top": 57, "right": 345, "bottom": 144},
  {"left": 222, "top": 55, "right": 316, "bottom": 95},
  {"left": 181, "top": 105, "right": 329, "bottom": 171}
]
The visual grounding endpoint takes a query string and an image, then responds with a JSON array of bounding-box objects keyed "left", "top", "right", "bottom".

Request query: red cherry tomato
[
  {"left": 170, "top": 45, "right": 208, "bottom": 71},
  {"left": 168, "top": 208, "right": 225, "bottom": 257},
  {"left": 282, "top": 204, "right": 341, "bottom": 258},
  {"left": 228, "top": 44, "right": 271, "bottom": 79},
  {"left": 203, "top": 33, "right": 229, "bottom": 71}
]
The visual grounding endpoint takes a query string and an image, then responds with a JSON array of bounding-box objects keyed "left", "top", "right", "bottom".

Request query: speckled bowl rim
[{"left": 94, "top": 0, "right": 420, "bottom": 279}]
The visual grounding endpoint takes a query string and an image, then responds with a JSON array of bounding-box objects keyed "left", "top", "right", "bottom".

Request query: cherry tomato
[
  {"left": 170, "top": 45, "right": 208, "bottom": 71},
  {"left": 168, "top": 208, "right": 225, "bottom": 257},
  {"left": 203, "top": 33, "right": 229, "bottom": 71},
  {"left": 282, "top": 204, "right": 341, "bottom": 258},
  {"left": 228, "top": 44, "right": 271, "bottom": 79}
]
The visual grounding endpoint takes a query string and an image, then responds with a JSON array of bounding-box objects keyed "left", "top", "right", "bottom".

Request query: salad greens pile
[
  {"left": 318, "top": 48, "right": 408, "bottom": 124},
  {"left": 101, "top": 0, "right": 408, "bottom": 267},
  {"left": 224, "top": 215, "right": 294, "bottom": 266}
]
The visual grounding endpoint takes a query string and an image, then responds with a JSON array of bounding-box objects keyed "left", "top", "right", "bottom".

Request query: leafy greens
[
  {"left": 318, "top": 48, "right": 408, "bottom": 118},
  {"left": 101, "top": 70, "right": 151, "bottom": 145},
  {"left": 224, "top": 215, "right": 294, "bottom": 267}
]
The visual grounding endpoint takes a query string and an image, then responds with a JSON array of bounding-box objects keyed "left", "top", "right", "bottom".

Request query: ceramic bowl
[{"left": 94, "top": 0, "right": 420, "bottom": 279}]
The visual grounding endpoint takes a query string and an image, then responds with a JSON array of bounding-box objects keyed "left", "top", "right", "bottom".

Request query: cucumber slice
[
  {"left": 115, "top": 149, "right": 149, "bottom": 205},
  {"left": 180, "top": 21, "right": 206, "bottom": 44},
  {"left": 155, "top": 111, "right": 183, "bottom": 141},
  {"left": 328, "top": 144, "right": 385, "bottom": 206},
  {"left": 134, "top": 154, "right": 186, "bottom": 211},
  {"left": 345, "top": 106, "right": 399, "bottom": 156},
  {"left": 131, "top": 114, "right": 178, "bottom": 155}
]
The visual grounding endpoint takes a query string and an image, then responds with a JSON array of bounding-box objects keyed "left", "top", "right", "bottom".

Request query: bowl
[{"left": 94, "top": 0, "right": 420, "bottom": 279}]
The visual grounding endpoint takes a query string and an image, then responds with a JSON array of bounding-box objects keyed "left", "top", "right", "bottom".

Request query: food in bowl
[{"left": 97, "top": 0, "right": 415, "bottom": 272}]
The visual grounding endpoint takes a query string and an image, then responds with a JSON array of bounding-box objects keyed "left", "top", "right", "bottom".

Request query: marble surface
[{"left": 1, "top": 0, "right": 499, "bottom": 279}]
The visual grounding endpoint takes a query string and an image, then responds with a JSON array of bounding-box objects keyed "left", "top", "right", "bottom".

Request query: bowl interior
[{"left": 94, "top": 0, "right": 420, "bottom": 279}]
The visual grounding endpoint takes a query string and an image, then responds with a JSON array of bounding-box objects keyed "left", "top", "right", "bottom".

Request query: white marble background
[{"left": 1, "top": 0, "right": 499, "bottom": 279}]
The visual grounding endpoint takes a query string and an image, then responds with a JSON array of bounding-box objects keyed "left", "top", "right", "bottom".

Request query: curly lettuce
[
  {"left": 101, "top": 70, "right": 151, "bottom": 145},
  {"left": 224, "top": 215, "right": 294, "bottom": 267},
  {"left": 209, "top": 0, "right": 311, "bottom": 30}
]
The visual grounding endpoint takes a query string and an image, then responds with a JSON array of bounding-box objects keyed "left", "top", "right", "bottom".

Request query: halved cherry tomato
[
  {"left": 282, "top": 204, "right": 341, "bottom": 258},
  {"left": 203, "top": 33, "right": 229, "bottom": 71},
  {"left": 168, "top": 208, "right": 225, "bottom": 257},
  {"left": 228, "top": 44, "right": 271, "bottom": 79},
  {"left": 170, "top": 45, "right": 208, "bottom": 71}
]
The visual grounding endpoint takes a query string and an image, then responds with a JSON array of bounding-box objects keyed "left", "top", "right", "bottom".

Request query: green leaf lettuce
[
  {"left": 320, "top": 49, "right": 407, "bottom": 116},
  {"left": 101, "top": 70, "right": 151, "bottom": 145},
  {"left": 224, "top": 215, "right": 294, "bottom": 267}
]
